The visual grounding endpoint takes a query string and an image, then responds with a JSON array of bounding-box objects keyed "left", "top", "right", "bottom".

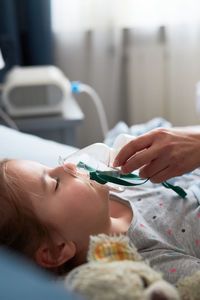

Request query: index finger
[{"left": 113, "top": 132, "right": 154, "bottom": 167}]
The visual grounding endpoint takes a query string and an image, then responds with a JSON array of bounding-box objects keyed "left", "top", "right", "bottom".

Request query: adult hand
[{"left": 113, "top": 128, "right": 200, "bottom": 183}]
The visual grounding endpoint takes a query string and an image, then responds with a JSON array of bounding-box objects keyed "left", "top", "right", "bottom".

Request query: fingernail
[
  {"left": 114, "top": 160, "right": 120, "bottom": 167},
  {"left": 121, "top": 166, "right": 130, "bottom": 174}
]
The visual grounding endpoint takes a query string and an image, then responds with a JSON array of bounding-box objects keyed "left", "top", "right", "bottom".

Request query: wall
[
  {"left": 53, "top": 26, "right": 200, "bottom": 147},
  {"left": 127, "top": 26, "right": 200, "bottom": 126}
]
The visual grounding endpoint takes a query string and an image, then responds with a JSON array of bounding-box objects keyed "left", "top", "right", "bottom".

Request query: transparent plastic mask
[
  {"left": 58, "top": 139, "right": 134, "bottom": 192},
  {"left": 58, "top": 156, "right": 91, "bottom": 181},
  {"left": 58, "top": 134, "right": 187, "bottom": 199}
]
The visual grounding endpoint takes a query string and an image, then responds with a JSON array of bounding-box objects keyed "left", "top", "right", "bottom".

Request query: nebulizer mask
[{"left": 59, "top": 134, "right": 187, "bottom": 198}]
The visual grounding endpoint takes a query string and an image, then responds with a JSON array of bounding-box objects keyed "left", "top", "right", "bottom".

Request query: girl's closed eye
[{"left": 55, "top": 177, "right": 60, "bottom": 191}]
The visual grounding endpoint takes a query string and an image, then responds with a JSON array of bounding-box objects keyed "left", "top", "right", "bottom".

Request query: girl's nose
[
  {"left": 64, "top": 162, "right": 91, "bottom": 180},
  {"left": 63, "top": 162, "right": 78, "bottom": 174}
]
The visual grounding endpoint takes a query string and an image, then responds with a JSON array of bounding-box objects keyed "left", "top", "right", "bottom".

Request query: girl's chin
[{"left": 93, "top": 181, "right": 124, "bottom": 197}]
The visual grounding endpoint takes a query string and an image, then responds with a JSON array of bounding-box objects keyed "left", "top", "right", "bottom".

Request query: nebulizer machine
[{"left": 59, "top": 134, "right": 187, "bottom": 198}]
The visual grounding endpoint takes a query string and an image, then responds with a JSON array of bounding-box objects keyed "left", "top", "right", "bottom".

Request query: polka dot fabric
[{"left": 111, "top": 169, "right": 200, "bottom": 285}]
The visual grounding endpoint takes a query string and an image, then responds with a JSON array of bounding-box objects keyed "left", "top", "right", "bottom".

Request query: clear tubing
[
  {"left": 0, "top": 107, "right": 19, "bottom": 130},
  {"left": 78, "top": 84, "right": 109, "bottom": 139}
]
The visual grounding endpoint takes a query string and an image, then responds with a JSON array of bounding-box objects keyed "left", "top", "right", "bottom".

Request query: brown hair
[
  {"left": 0, "top": 159, "right": 54, "bottom": 256},
  {"left": 0, "top": 159, "right": 76, "bottom": 275},
  {"left": 0, "top": 159, "right": 68, "bottom": 274}
]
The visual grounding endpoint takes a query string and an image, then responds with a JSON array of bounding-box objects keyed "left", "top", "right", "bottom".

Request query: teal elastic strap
[{"left": 77, "top": 162, "right": 187, "bottom": 198}]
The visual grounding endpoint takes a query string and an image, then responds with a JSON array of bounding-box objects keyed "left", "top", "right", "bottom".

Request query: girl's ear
[{"left": 35, "top": 241, "right": 76, "bottom": 268}]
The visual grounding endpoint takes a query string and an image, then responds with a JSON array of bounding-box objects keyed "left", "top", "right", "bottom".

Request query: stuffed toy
[
  {"left": 65, "top": 234, "right": 180, "bottom": 300},
  {"left": 177, "top": 271, "right": 200, "bottom": 300}
]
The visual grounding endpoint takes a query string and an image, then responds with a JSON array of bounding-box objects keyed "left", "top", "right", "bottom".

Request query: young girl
[
  {"left": 1, "top": 157, "right": 200, "bottom": 283},
  {"left": 0, "top": 158, "right": 132, "bottom": 275}
]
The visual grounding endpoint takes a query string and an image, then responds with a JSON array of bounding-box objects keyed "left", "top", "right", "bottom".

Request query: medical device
[
  {"left": 1, "top": 66, "right": 71, "bottom": 117},
  {"left": 60, "top": 134, "right": 187, "bottom": 198},
  {"left": 1, "top": 65, "right": 109, "bottom": 139}
]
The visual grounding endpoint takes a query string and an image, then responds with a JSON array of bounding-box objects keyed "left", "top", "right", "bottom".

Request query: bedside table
[{"left": 1, "top": 96, "right": 84, "bottom": 147}]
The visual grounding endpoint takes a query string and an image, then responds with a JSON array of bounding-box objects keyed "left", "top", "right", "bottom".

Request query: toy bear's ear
[{"left": 87, "top": 234, "right": 142, "bottom": 263}]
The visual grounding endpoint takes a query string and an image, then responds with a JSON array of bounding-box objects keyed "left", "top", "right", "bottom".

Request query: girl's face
[{"left": 7, "top": 159, "right": 111, "bottom": 244}]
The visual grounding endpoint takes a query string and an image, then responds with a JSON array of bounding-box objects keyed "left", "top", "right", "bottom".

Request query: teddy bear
[{"left": 64, "top": 234, "right": 181, "bottom": 300}]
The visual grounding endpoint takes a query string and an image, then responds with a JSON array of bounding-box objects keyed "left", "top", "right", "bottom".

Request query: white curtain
[{"left": 51, "top": 0, "right": 200, "bottom": 147}]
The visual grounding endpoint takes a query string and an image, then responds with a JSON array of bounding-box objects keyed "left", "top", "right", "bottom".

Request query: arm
[{"left": 113, "top": 128, "right": 200, "bottom": 183}]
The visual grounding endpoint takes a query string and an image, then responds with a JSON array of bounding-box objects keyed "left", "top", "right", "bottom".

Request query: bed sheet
[
  {"left": 0, "top": 125, "right": 78, "bottom": 167},
  {"left": 104, "top": 118, "right": 200, "bottom": 146}
]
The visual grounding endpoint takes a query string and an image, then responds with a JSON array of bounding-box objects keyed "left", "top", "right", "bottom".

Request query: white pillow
[{"left": 0, "top": 125, "right": 78, "bottom": 167}]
